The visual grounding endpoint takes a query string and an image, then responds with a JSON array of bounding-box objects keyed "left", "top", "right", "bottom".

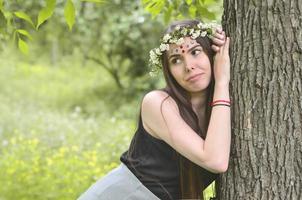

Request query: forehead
[{"left": 168, "top": 37, "right": 199, "bottom": 55}]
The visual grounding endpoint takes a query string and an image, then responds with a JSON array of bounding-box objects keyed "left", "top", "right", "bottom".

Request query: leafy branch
[
  {"left": 141, "top": 0, "right": 222, "bottom": 24},
  {"left": 0, "top": 0, "right": 106, "bottom": 53}
]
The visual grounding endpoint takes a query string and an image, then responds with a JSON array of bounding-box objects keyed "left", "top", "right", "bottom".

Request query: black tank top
[{"left": 120, "top": 109, "right": 180, "bottom": 199}]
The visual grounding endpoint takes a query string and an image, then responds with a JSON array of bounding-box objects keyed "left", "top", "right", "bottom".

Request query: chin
[
  {"left": 185, "top": 82, "right": 210, "bottom": 93},
  {"left": 184, "top": 85, "right": 208, "bottom": 94}
]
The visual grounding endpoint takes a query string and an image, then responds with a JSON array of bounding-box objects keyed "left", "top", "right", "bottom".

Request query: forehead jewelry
[
  {"left": 171, "top": 40, "right": 199, "bottom": 55},
  {"left": 148, "top": 21, "right": 221, "bottom": 77}
]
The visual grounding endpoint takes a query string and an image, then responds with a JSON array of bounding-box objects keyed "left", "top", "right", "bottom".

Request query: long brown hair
[{"left": 160, "top": 19, "right": 220, "bottom": 199}]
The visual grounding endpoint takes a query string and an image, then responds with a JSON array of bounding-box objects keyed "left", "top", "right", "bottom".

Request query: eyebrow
[{"left": 168, "top": 44, "right": 202, "bottom": 60}]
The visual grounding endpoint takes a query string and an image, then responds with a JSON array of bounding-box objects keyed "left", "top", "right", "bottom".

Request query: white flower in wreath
[
  {"left": 162, "top": 34, "right": 172, "bottom": 43},
  {"left": 181, "top": 28, "right": 188, "bottom": 35},
  {"left": 202, "top": 23, "right": 210, "bottom": 29},
  {"left": 197, "top": 22, "right": 203, "bottom": 29},
  {"left": 150, "top": 50, "right": 157, "bottom": 59},
  {"left": 200, "top": 31, "right": 207, "bottom": 37},
  {"left": 169, "top": 38, "right": 178, "bottom": 44},
  {"left": 153, "top": 58, "right": 160, "bottom": 65},
  {"left": 175, "top": 25, "right": 181, "bottom": 31},
  {"left": 191, "top": 30, "right": 201, "bottom": 39},
  {"left": 159, "top": 43, "right": 169, "bottom": 51},
  {"left": 176, "top": 38, "right": 185, "bottom": 45},
  {"left": 155, "top": 48, "right": 162, "bottom": 55},
  {"left": 189, "top": 29, "right": 194, "bottom": 35}
]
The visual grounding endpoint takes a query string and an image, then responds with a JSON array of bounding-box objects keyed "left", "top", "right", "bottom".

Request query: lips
[{"left": 186, "top": 73, "right": 203, "bottom": 82}]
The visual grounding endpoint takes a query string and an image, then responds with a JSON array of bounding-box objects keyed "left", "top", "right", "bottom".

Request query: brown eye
[
  {"left": 192, "top": 49, "right": 202, "bottom": 56},
  {"left": 170, "top": 58, "right": 182, "bottom": 64}
]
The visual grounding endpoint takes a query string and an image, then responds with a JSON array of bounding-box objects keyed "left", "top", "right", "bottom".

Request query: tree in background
[
  {"left": 142, "top": 0, "right": 222, "bottom": 23},
  {"left": 0, "top": 0, "right": 165, "bottom": 93},
  {"left": 74, "top": 0, "right": 163, "bottom": 92}
]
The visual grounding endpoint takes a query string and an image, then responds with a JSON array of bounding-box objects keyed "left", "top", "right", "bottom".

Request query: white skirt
[{"left": 77, "top": 163, "right": 160, "bottom": 200}]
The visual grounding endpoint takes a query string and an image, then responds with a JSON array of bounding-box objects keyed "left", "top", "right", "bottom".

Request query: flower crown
[{"left": 149, "top": 22, "right": 221, "bottom": 76}]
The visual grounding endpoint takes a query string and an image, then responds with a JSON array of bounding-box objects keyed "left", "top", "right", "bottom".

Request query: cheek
[
  {"left": 169, "top": 67, "right": 185, "bottom": 85},
  {"left": 169, "top": 64, "right": 183, "bottom": 77},
  {"left": 199, "top": 55, "right": 212, "bottom": 71},
  {"left": 170, "top": 69, "right": 181, "bottom": 82}
]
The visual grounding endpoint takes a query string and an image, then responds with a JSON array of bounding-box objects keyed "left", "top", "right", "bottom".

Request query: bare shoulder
[
  {"left": 141, "top": 90, "right": 180, "bottom": 139},
  {"left": 141, "top": 90, "right": 212, "bottom": 171},
  {"left": 142, "top": 90, "right": 178, "bottom": 113}
]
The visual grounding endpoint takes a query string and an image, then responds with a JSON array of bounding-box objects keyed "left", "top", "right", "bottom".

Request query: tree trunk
[{"left": 221, "top": 0, "right": 302, "bottom": 199}]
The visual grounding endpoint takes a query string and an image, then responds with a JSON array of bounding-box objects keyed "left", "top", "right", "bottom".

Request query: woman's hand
[
  {"left": 211, "top": 28, "right": 226, "bottom": 52},
  {"left": 213, "top": 35, "right": 230, "bottom": 86}
]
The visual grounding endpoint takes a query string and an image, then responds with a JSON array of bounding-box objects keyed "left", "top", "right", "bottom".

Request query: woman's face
[{"left": 167, "top": 37, "right": 212, "bottom": 93}]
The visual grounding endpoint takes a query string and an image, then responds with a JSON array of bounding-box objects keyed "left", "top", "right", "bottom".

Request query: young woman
[{"left": 78, "top": 19, "right": 231, "bottom": 200}]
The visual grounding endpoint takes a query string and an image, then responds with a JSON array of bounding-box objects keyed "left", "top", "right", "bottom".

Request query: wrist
[
  {"left": 213, "top": 84, "right": 230, "bottom": 101},
  {"left": 214, "top": 82, "right": 229, "bottom": 90}
]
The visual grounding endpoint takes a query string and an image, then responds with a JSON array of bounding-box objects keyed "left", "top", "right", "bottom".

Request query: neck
[{"left": 190, "top": 90, "right": 208, "bottom": 116}]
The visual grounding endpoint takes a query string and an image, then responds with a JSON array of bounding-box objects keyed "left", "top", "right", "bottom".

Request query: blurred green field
[
  {"left": 0, "top": 50, "right": 140, "bottom": 199},
  {"left": 0, "top": 51, "right": 215, "bottom": 199}
]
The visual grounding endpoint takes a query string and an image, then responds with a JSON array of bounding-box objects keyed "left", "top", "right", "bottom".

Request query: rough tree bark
[{"left": 220, "top": 0, "right": 302, "bottom": 199}]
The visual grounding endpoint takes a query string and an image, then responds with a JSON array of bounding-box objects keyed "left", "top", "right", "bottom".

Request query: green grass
[{"left": 0, "top": 53, "right": 138, "bottom": 199}]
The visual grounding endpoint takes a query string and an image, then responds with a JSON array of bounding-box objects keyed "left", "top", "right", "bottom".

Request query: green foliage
[
  {"left": 0, "top": 29, "right": 215, "bottom": 199},
  {"left": 0, "top": 136, "right": 120, "bottom": 200},
  {"left": 14, "top": 11, "right": 35, "bottom": 28},
  {"left": 72, "top": 0, "right": 164, "bottom": 91},
  {"left": 16, "top": 29, "right": 32, "bottom": 40},
  {"left": 64, "top": 0, "right": 75, "bottom": 31},
  {"left": 142, "top": 0, "right": 165, "bottom": 16},
  {"left": 37, "top": 0, "right": 56, "bottom": 29},
  {"left": 0, "top": 0, "right": 107, "bottom": 53},
  {"left": 0, "top": 0, "right": 3, "bottom": 10},
  {"left": 142, "top": 0, "right": 223, "bottom": 24},
  {"left": 81, "top": 0, "right": 106, "bottom": 2},
  {"left": 17, "top": 38, "right": 28, "bottom": 54},
  {"left": 0, "top": 53, "right": 137, "bottom": 199}
]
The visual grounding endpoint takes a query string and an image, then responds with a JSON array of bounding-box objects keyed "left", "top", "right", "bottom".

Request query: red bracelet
[
  {"left": 211, "top": 100, "right": 231, "bottom": 106},
  {"left": 212, "top": 104, "right": 231, "bottom": 108}
]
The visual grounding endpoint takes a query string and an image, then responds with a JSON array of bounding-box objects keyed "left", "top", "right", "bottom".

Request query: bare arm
[
  {"left": 203, "top": 36, "right": 231, "bottom": 172},
  {"left": 203, "top": 84, "right": 231, "bottom": 172}
]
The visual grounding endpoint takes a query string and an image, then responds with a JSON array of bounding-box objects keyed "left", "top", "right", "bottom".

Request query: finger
[
  {"left": 225, "top": 37, "right": 230, "bottom": 53},
  {"left": 211, "top": 45, "right": 220, "bottom": 52},
  {"left": 216, "top": 27, "right": 223, "bottom": 33},
  {"left": 213, "top": 32, "right": 225, "bottom": 40},
  {"left": 220, "top": 36, "right": 230, "bottom": 54},
  {"left": 211, "top": 37, "right": 226, "bottom": 46}
]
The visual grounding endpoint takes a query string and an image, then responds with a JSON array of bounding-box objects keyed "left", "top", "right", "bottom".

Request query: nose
[{"left": 184, "top": 56, "right": 196, "bottom": 72}]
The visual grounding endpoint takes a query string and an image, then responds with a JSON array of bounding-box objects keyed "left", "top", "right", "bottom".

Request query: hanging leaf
[
  {"left": 37, "top": 0, "right": 56, "bottom": 29},
  {"left": 18, "top": 38, "right": 29, "bottom": 54},
  {"left": 185, "top": 0, "right": 193, "bottom": 5},
  {"left": 189, "top": 4, "right": 197, "bottom": 18},
  {"left": 143, "top": 0, "right": 166, "bottom": 17},
  {"left": 64, "top": 0, "right": 75, "bottom": 31},
  {"left": 196, "top": 5, "right": 216, "bottom": 20},
  {"left": 163, "top": 4, "right": 173, "bottom": 24},
  {"left": 80, "top": 0, "right": 106, "bottom": 3},
  {"left": 16, "top": 29, "right": 33, "bottom": 40},
  {"left": 14, "top": 12, "right": 35, "bottom": 28},
  {"left": 0, "top": 0, "right": 3, "bottom": 11}
]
